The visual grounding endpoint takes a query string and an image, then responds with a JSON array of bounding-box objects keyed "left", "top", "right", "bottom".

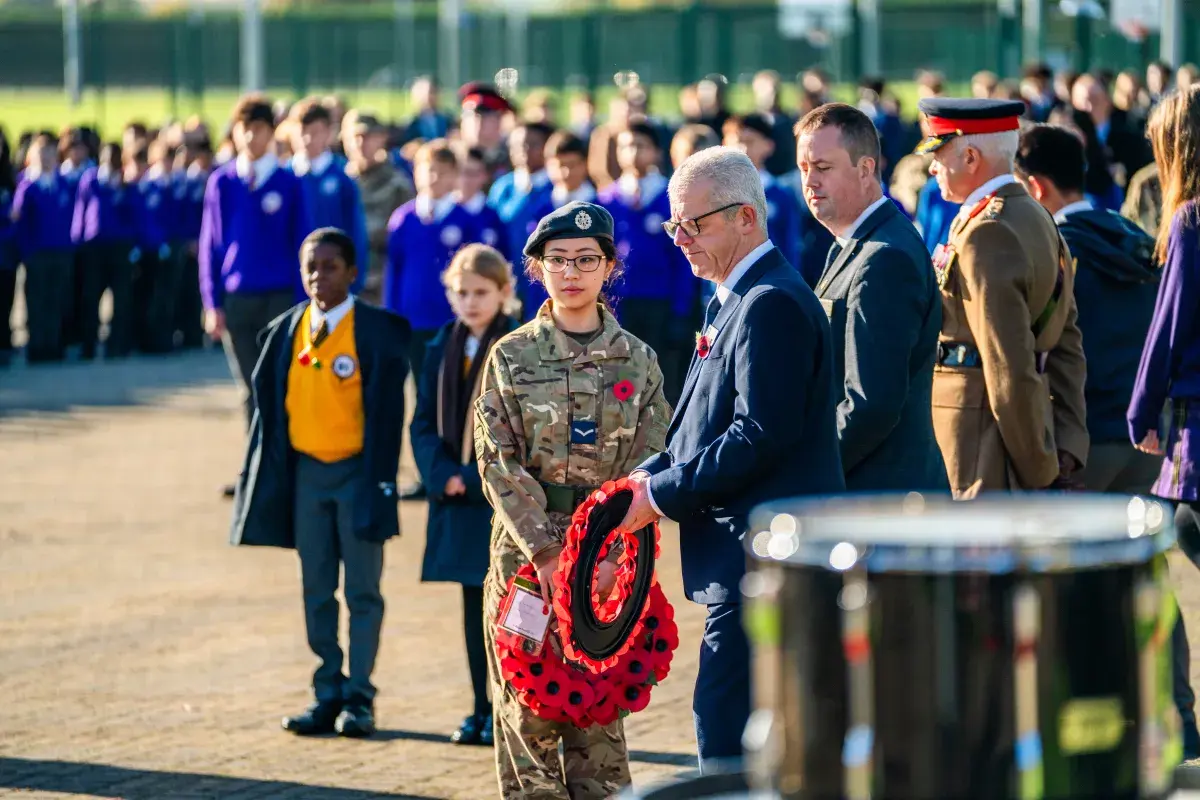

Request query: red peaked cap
[{"left": 459, "top": 82, "right": 514, "bottom": 114}]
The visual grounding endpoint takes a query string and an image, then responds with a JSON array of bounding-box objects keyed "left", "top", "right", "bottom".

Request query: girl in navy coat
[
  {"left": 410, "top": 243, "right": 519, "bottom": 746},
  {"left": 13, "top": 132, "right": 75, "bottom": 363},
  {"left": 72, "top": 143, "right": 137, "bottom": 358}
]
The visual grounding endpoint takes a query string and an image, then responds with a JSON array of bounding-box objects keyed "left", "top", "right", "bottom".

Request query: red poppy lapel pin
[
  {"left": 696, "top": 333, "right": 711, "bottom": 360},
  {"left": 297, "top": 347, "right": 321, "bottom": 369},
  {"left": 612, "top": 379, "right": 635, "bottom": 401}
]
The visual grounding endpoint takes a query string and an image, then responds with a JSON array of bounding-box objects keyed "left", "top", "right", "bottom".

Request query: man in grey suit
[{"left": 797, "top": 103, "right": 949, "bottom": 492}]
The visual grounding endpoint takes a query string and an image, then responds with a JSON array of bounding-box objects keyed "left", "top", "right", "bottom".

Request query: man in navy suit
[
  {"left": 619, "top": 146, "right": 846, "bottom": 772},
  {"left": 798, "top": 103, "right": 949, "bottom": 492}
]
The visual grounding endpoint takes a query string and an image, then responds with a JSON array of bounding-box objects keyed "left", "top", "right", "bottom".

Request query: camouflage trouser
[{"left": 484, "top": 574, "right": 632, "bottom": 799}]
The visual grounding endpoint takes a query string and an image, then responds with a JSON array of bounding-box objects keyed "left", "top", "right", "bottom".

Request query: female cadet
[
  {"left": 473, "top": 201, "right": 670, "bottom": 799},
  {"left": 1128, "top": 83, "right": 1200, "bottom": 759}
]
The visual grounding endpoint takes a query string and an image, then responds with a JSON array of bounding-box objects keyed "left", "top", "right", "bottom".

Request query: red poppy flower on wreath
[
  {"left": 696, "top": 334, "right": 711, "bottom": 359},
  {"left": 612, "top": 379, "right": 635, "bottom": 401},
  {"left": 621, "top": 683, "right": 653, "bottom": 714}
]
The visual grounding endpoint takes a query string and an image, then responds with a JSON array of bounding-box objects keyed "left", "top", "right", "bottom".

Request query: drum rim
[{"left": 745, "top": 493, "right": 1176, "bottom": 572}]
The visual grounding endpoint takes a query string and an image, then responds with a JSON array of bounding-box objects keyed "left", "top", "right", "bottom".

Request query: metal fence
[{"left": 0, "top": 2, "right": 1195, "bottom": 94}]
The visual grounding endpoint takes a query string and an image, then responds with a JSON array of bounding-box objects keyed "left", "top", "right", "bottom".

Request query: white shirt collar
[
  {"left": 835, "top": 194, "right": 890, "bottom": 247},
  {"left": 186, "top": 162, "right": 207, "bottom": 179},
  {"left": 292, "top": 150, "right": 333, "bottom": 177},
  {"left": 552, "top": 183, "right": 596, "bottom": 206},
  {"left": 459, "top": 191, "right": 488, "bottom": 215},
  {"left": 415, "top": 192, "right": 457, "bottom": 223},
  {"left": 310, "top": 296, "right": 354, "bottom": 335},
  {"left": 514, "top": 168, "right": 550, "bottom": 195},
  {"left": 960, "top": 173, "right": 1018, "bottom": 214},
  {"left": 715, "top": 239, "right": 775, "bottom": 304},
  {"left": 235, "top": 152, "right": 279, "bottom": 187},
  {"left": 618, "top": 169, "right": 667, "bottom": 205},
  {"left": 1054, "top": 198, "right": 1093, "bottom": 224}
]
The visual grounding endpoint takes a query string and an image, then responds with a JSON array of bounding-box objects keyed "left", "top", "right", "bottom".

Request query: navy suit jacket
[
  {"left": 814, "top": 200, "right": 949, "bottom": 493},
  {"left": 230, "top": 301, "right": 410, "bottom": 549},
  {"left": 638, "top": 246, "right": 846, "bottom": 604}
]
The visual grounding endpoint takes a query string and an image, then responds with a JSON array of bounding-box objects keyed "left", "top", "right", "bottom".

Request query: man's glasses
[
  {"left": 662, "top": 202, "right": 745, "bottom": 238},
  {"left": 541, "top": 255, "right": 605, "bottom": 273}
]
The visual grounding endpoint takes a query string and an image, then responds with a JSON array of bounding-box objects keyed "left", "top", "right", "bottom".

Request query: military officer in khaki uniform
[{"left": 917, "top": 98, "right": 1088, "bottom": 497}]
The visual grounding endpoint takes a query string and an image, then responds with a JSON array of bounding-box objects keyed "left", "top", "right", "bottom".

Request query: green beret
[{"left": 522, "top": 201, "right": 615, "bottom": 258}]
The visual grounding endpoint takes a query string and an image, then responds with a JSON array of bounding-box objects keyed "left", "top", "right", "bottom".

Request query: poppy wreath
[{"left": 495, "top": 478, "right": 679, "bottom": 727}]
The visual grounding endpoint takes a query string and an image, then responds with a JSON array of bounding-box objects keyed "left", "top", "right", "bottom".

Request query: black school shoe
[
  {"left": 451, "top": 712, "right": 494, "bottom": 746},
  {"left": 335, "top": 696, "right": 376, "bottom": 738},
  {"left": 282, "top": 699, "right": 343, "bottom": 735}
]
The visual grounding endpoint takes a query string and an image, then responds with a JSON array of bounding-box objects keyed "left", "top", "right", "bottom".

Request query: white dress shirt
[
  {"left": 958, "top": 173, "right": 1018, "bottom": 216},
  {"left": 310, "top": 296, "right": 354, "bottom": 335},
  {"left": 415, "top": 192, "right": 458, "bottom": 223},
  {"left": 235, "top": 152, "right": 279, "bottom": 188},
  {"left": 514, "top": 169, "right": 551, "bottom": 195},
  {"left": 835, "top": 195, "right": 891, "bottom": 247},
  {"left": 291, "top": 150, "right": 333, "bottom": 177},
  {"left": 1053, "top": 198, "right": 1093, "bottom": 224},
  {"left": 552, "top": 183, "right": 597, "bottom": 206},
  {"left": 459, "top": 191, "right": 488, "bottom": 215}
]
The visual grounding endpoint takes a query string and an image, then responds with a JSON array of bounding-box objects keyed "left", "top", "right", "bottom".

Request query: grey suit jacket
[{"left": 815, "top": 199, "right": 950, "bottom": 492}]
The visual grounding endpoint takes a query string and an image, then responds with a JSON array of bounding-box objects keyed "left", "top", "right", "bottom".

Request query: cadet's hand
[
  {"left": 444, "top": 475, "right": 466, "bottom": 497},
  {"left": 204, "top": 308, "right": 226, "bottom": 341},
  {"left": 532, "top": 546, "right": 563, "bottom": 608},
  {"left": 619, "top": 472, "right": 662, "bottom": 533},
  {"left": 1136, "top": 431, "right": 1164, "bottom": 456}
]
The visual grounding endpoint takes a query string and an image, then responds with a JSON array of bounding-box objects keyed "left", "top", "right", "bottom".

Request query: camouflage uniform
[
  {"left": 473, "top": 301, "right": 670, "bottom": 799},
  {"left": 1121, "top": 161, "right": 1163, "bottom": 237}
]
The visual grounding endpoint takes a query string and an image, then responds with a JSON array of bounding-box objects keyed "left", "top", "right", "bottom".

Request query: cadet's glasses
[
  {"left": 661, "top": 202, "right": 745, "bottom": 238},
  {"left": 541, "top": 255, "right": 605, "bottom": 273}
]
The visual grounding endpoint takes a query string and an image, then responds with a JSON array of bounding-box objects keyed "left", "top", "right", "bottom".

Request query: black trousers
[
  {"left": 78, "top": 241, "right": 135, "bottom": 359},
  {"left": 173, "top": 245, "right": 204, "bottom": 349},
  {"left": 61, "top": 249, "right": 87, "bottom": 348},
  {"left": 133, "top": 244, "right": 183, "bottom": 355},
  {"left": 462, "top": 585, "right": 490, "bottom": 717},
  {"left": 0, "top": 267, "right": 16, "bottom": 364},
  {"left": 23, "top": 250, "right": 73, "bottom": 363}
]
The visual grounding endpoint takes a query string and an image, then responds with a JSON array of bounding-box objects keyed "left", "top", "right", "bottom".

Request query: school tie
[{"left": 311, "top": 317, "right": 330, "bottom": 349}]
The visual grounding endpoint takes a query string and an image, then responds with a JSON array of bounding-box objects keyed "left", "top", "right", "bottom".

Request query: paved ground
[
  {"left": 5, "top": 348, "right": 1200, "bottom": 800},
  {"left": 0, "top": 349, "right": 705, "bottom": 799}
]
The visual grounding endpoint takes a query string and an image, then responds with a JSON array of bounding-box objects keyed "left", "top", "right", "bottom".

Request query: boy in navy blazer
[{"left": 620, "top": 147, "right": 845, "bottom": 773}]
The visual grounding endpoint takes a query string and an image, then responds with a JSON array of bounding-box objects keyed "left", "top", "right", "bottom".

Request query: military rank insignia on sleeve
[{"left": 932, "top": 243, "right": 957, "bottom": 289}]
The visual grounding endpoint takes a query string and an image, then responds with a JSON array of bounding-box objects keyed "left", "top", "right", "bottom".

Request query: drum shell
[{"left": 752, "top": 559, "right": 1176, "bottom": 800}]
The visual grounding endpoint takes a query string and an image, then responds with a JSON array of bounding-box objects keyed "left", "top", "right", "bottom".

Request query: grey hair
[
  {"left": 668, "top": 146, "right": 769, "bottom": 235},
  {"left": 954, "top": 130, "right": 1020, "bottom": 169}
]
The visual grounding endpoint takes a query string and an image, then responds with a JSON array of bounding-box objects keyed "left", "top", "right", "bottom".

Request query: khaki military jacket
[
  {"left": 473, "top": 302, "right": 670, "bottom": 591},
  {"left": 932, "top": 180, "right": 1088, "bottom": 497}
]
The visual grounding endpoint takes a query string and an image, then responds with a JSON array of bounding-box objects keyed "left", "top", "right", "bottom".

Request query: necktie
[
  {"left": 824, "top": 242, "right": 843, "bottom": 273},
  {"left": 311, "top": 317, "right": 330, "bottom": 349},
  {"left": 702, "top": 295, "right": 721, "bottom": 332}
]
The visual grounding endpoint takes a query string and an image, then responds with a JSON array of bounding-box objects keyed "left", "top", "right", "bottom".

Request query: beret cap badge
[{"left": 575, "top": 210, "right": 593, "bottom": 230}]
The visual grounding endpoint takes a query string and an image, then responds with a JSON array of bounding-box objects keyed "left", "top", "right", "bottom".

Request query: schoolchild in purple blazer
[
  {"left": 174, "top": 138, "right": 212, "bottom": 350},
  {"left": 0, "top": 129, "right": 17, "bottom": 366},
  {"left": 724, "top": 114, "right": 802, "bottom": 270},
  {"left": 72, "top": 144, "right": 137, "bottom": 359},
  {"left": 200, "top": 94, "right": 314, "bottom": 431},
  {"left": 12, "top": 133, "right": 76, "bottom": 363},
  {"left": 455, "top": 145, "right": 509, "bottom": 259},
  {"left": 485, "top": 122, "right": 554, "bottom": 285},
  {"left": 598, "top": 121, "right": 698, "bottom": 404},
  {"left": 135, "top": 140, "right": 185, "bottom": 354},
  {"left": 384, "top": 140, "right": 478, "bottom": 378},
  {"left": 1128, "top": 86, "right": 1200, "bottom": 759},
  {"left": 518, "top": 131, "right": 597, "bottom": 321},
  {"left": 287, "top": 99, "right": 369, "bottom": 296},
  {"left": 58, "top": 127, "right": 95, "bottom": 350}
]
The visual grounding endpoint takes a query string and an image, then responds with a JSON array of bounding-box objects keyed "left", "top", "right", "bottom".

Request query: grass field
[{"left": 0, "top": 80, "right": 961, "bottom": 139}]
